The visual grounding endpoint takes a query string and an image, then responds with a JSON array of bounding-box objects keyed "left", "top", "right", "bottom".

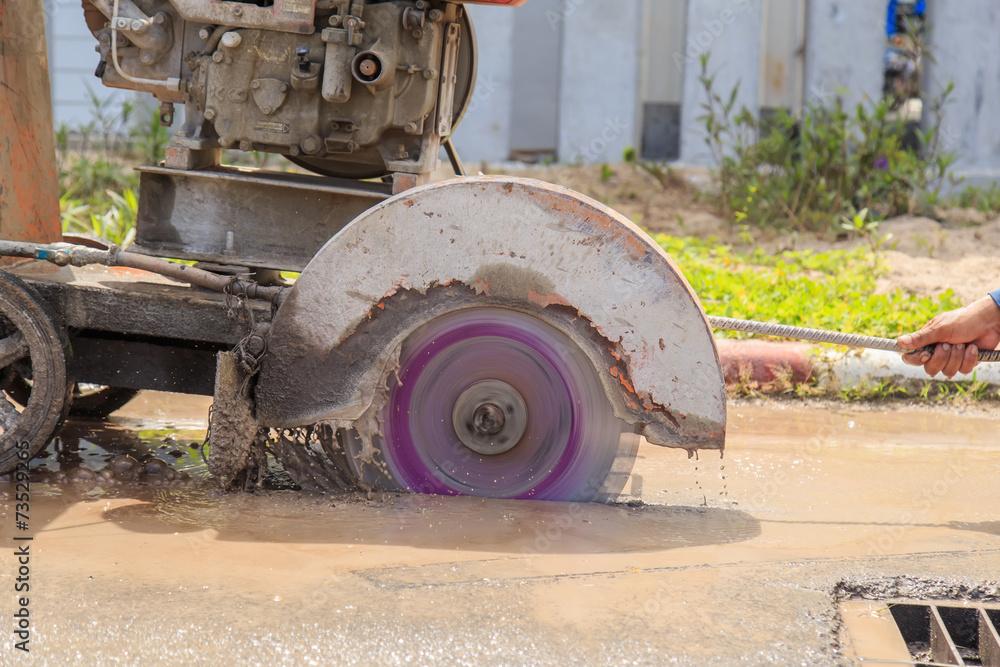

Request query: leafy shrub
[
  {"left": 696, "top": 54, "right": 957, "bottom": 232},
  {"left": 952, "top": 183, "right": 1000, "bottom": 214},
  {"left": 57, "top": 91, "right": 165, "bottom": 246}
]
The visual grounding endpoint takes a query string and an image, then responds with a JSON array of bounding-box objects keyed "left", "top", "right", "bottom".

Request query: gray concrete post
[
  {"left": 678, "top": 0, "right": 764, "bottom": 165},
  {"left": 804, "top": 0, "right": 886, "bottom": 111},
  {"left": 556, "top": 0, "right": 642, "bottom": 164},
  {"left": 924, "top": 1, "right": 1000, "bottom": 183},
  {"left": 449, "top": 5, "right": 517, "bottom": 166}
]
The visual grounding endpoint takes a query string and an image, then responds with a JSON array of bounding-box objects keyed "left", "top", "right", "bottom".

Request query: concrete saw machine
[{"left": 0, "top": 0, "right": 726, "bottom": 502}]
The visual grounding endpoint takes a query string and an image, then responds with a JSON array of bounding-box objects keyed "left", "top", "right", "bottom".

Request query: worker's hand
[{"left": 897, "top": 296, "right": 1000, "bottom": 378}]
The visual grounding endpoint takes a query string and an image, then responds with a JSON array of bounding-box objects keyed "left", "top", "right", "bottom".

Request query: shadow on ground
[{"left": 97, "top": 490, "right": 763, "bottom": 555}]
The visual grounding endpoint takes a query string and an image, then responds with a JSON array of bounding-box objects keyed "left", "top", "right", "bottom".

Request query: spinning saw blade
[{"left": 342, "top": 307, "right": 639, "bottom": 503}]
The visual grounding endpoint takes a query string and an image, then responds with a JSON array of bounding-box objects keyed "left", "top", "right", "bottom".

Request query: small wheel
[
  {"left": 342, "top": 307, "right": 638, "bottom": 502},
  {"left": 0, "top": 271, "right": 73, "bottom": 473}
]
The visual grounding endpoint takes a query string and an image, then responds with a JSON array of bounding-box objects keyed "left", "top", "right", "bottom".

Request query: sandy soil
[{"left": 502, "top": 164, "right": 1000, "bottom": 307}]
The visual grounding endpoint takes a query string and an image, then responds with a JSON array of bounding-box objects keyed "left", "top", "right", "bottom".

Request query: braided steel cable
[{"left": 707, "top": 316, "right": 1000, "bottom": 363}]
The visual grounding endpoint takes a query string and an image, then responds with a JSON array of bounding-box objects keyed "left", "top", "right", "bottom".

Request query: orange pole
[{"left": 0, "top": 0, "right": 61, "bottom": 247}]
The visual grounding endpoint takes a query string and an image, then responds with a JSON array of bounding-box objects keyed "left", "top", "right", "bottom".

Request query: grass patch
[
  {"left": 653, "top": 233, "right": 961, "bottom": 340},
  {"left": 836, "top": 378, "right": 1000, "bottom": 404},
  {"left": 951, "top": 183, "right": 1000, "bottom": 214}
]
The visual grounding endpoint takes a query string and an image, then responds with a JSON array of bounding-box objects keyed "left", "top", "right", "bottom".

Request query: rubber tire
[{"left": 0, "top": 271, "right": 73, "bottom": 473}]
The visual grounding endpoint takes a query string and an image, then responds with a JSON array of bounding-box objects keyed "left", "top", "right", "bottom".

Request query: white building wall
[
  {"left": 556, "top": 0, "right": 642, "bottom": 164},
  {"left": 678, "top": 0, "right": 764, "bottom": 165},
  {"left": 803, "top": 0, "right": 885, "bottom": 110},
  {"left": 924, "top": 0, "right": 1000, "bottom": 182},
  {"left": 45, "top": 0, "right": 123, "bottom": 129},
  {"left": 449, "top": 5, "right": 518, "bottom": 165},
  {"left": 637, "top": 0, "right": 687, "bottom": 159}
]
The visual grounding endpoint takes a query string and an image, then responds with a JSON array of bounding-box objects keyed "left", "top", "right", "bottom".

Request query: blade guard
[{"left": 256, "top": 177, "right": 726, "bottom": 453}]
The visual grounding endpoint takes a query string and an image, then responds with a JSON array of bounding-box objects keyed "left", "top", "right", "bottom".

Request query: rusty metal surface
[
  {"left": 0, "top": 0, "right": 61, "bottom": 246},
  {"left": 69, "top": 336, "right": 219, "bottom": 395},
  {"left": 134, "top": 166, "right": 391, "bottom": 271},
  {"left": 930, "top": 605, "right": 963, "bottom": 665},
  {"left": 8, "top": 261, "right": 268, "bottom": 345},
  {"left": 257, "top": 176, "right": 726, "bottom": 452},
  {"left": 982, "top": 609, "right": 1000, "bottom": 667},
  {"left": 171, "top": 0, "right": 317, "bottom": 35}
]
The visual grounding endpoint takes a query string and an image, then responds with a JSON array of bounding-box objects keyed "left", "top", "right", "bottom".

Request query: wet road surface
[{"left": 2, "top": 394, "right": 999, "bottom": 665}]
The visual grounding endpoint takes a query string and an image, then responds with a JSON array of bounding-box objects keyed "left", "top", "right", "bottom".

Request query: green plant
[
  {"left": 58, "top": 190, "right": 91, "bottom": 232},
  {"left": 952, "top": 183, "right": 1000, "bottom": 214},
  {"left": 917, "top": 82, "right": 962, "bottom": 206},
  {"left": 600, "top": 163, "right": 614, "bottom": 182},
  {"left": 839, "top": 207, "right": 894, "bottom": 267},
  {"left": 131, "top": 107, "right": 171, "bottom": 165},
  {"left": 79, "top": 83, "right": 136, "bottom": 153},
  {"left": 62, "top": 188, "right": 138, "bottom": 247},
  {"left": 623, "top": 146, "right": 681, "bottom": 190},
  {"left": 695, "top": 53, "right": 959, "bottom": 232},
  {"left": 56, "top": 92, "right": 158, "bottom": 244},
  {"left": 654, "top": 233, "right": 962, "bottom": 340},
  {"left": 839, "top": 379, "right": 907, "bottom": 402},
  {"left": 919, "top": 382, "right": 932, "bottom": 400}
]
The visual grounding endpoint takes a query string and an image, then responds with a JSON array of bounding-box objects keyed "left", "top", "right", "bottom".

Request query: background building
[{"left": 45, "top": 0, "right": 1000, "bottom": 181}]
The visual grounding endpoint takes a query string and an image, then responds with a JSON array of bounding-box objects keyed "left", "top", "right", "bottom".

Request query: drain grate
[{"left": 842, "top": 599, "right": 1000, "bottom": 666}]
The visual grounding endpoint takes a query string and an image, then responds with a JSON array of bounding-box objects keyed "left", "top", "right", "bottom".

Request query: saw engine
[{"left": 84, "top": 0, "right": 483, "bottom": 178}]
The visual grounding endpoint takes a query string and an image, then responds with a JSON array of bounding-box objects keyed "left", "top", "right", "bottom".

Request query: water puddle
[{"left": 1, "top": 394, "right": 998, "bottom": 663}]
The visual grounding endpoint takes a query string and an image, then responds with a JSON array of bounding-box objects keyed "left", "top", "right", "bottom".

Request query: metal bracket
[
  {"left": 321, "top": 2, "right": 366, "bottom": 103},
  {"left": 436, "top": 21, "right": 462, "bottom": 137},
  {"left": 133, "top": 165, "right": 392, "bottom": 271}
]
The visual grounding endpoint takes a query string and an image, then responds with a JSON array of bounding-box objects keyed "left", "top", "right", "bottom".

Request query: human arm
[{"left": 896, "top": 290, "right": 1000, "bottom": 378}]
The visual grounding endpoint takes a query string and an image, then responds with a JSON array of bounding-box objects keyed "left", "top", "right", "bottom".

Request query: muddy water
[{"left": 1, "top": 395, "right": 999, "bottom": 665}]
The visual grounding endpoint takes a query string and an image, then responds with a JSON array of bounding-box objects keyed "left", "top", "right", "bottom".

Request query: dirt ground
[
  {"left": 4, "top": 399, "right": 999, "bottom": 664},
  {"left": 503, "top": 164, "right": 1000, "bottom": 306}
]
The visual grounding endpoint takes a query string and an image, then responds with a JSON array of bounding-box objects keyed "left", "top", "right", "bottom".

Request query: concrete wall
[
  {"left": 556, "top": 0, "right": 642, "bottom": 164},
  {"left": 454, "top": 0, "right": 643, "bottom": 165},
  {"left": 449, "top": 5, "right": 517, "bottom": 166},
  {"left": 638, "top": 0, "right": 687, "bottom": 159},
  {"left": 45, "top": 0, "right": 121, "bottom": 128},
  {"left": 760, "top": 0, "right": 807, "bottom": 113},
  {"left": 678, "top": 0, "right": 764, "bottom": 165},
  {"left": 924, "top": 0, "right": 1000, "bottom": 181},
  {"left": 804, "top": 0, "right": 886, "bottom": 110},
  {"left": 508, "top": 0, "right": 563, "bottom": 156}
]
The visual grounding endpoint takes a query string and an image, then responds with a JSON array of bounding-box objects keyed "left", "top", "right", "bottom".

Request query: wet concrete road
[{"left": 2, "top": 395, "right": 999, "bottom": 665}]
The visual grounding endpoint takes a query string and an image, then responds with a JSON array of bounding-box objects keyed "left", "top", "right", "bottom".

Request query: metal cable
[{"left": 708, "top": 316, "right": 1000, "bottom": 362}]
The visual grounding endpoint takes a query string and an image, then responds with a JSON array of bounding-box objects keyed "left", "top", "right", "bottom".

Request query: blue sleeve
[
  {"left": 887, "top": 0, "right": 897, "bottom": 36},
  {"left": 990, "top": 289, "right": 1000, "bottom": 311}
]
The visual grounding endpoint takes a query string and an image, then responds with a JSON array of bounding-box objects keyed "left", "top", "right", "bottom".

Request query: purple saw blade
[{"left": 380, "top": 308, "right": 631, "bottom": 501}]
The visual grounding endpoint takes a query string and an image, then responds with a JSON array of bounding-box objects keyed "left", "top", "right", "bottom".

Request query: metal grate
[{"left": 842, "top": 599, "right": 1000, "bottom": 666}]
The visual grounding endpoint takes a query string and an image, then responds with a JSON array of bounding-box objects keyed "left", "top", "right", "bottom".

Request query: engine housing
[{"left": 87, "top": 0, "right": 474, "bottom": 178}]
